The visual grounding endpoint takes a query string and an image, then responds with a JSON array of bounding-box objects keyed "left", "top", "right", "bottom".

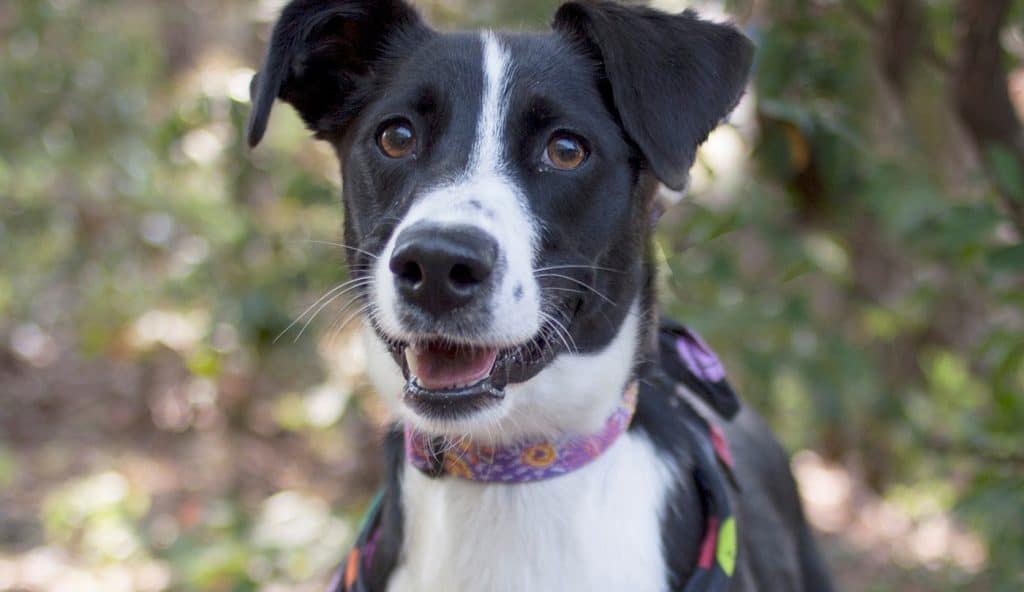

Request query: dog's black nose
[{"left": 389, "top": 224, "right": 498, "bottom": 315}]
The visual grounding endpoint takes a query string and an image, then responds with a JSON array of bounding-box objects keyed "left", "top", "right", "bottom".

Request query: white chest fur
[{"left": 386, "top": 430, "right": 676, "bottom": 592}]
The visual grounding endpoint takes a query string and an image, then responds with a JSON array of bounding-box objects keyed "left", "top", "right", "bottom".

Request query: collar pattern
[{"left": 404, "top": 381, "right": 639, "bottom": 482}]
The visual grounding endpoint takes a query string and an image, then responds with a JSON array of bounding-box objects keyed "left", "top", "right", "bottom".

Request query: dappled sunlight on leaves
[{"left": 795, "top": 451, "right": 988, "bottom": 577}]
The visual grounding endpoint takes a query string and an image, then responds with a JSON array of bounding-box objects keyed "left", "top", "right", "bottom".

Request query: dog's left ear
[
  {"left": 247, "top": 0, "right": 429, "bottom": 147},
  {"left": 553, "top": 2, "right": 753, "bottom": 190}
]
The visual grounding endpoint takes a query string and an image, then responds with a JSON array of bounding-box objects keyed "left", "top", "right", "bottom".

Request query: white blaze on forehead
[
  {"left": 372, "top": 31, "right": 541, "bottom": 346},
  {"left": 473, "top": 31, "right": 511, "bottom": 175}
]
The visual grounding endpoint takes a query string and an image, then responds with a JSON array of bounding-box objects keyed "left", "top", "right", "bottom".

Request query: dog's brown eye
[
  {"left": 378, "top": 120, "right": 416, "bottom": 158},
  {"left": 544, "top": 133, "right": 588, "bottom": 170}
]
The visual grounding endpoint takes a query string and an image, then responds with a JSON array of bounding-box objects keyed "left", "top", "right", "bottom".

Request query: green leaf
[
  {"left": 986, "top": 146, "right": 1024, "bottom": 203},
  {"left": 989, "top": 243, "right": 1024, "bottom": 271}
]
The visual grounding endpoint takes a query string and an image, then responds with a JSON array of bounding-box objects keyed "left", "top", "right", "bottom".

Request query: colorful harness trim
[
  {"left": 330, "top": 323, "right": 740, "bottom": 592},
  {"left": 680, "top": 414, "right": 738, "bottom": 591}
]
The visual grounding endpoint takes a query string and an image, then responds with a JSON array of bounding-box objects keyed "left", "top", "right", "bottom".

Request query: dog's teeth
[{"left": 405, "top": 348, "right": 422, "bottom": 379}]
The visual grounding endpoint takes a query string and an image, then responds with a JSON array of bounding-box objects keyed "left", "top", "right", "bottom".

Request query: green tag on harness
[{"left": 716, "top": 517, "right": 737, "bottom": 576}]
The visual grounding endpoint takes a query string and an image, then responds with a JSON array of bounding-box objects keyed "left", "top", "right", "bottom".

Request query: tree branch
[
  {"left": 879, "top": 0, "right": 925, "bottom": 94},
  {"left": 843, "top": 0, "right": 952, "bottom": 75},
  {"left": 923, "top": 435, "right": 1024, "bottom": 469},
  {"left": 953, "top": 0, "right": 1024, "bottom": 233}
]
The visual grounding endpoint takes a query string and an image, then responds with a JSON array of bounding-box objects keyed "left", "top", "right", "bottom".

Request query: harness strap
[
  {"left": 659, "top": 318, "right": 741, "bottom": 419},
  {"left": 680, "top": 409, "right": 737, "bottom": 591},
  {"left": 328, "top": 491, "right": 384, "bottom": 592}
]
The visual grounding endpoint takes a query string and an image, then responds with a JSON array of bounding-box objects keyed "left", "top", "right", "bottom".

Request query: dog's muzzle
[{"left": 383, "top": 222, "right": 513, "bottom": 417}]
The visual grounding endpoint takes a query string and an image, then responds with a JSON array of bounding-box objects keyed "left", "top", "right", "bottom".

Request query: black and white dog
[{"left": 248, "top": 1, "right": 833, "bottom": 590}]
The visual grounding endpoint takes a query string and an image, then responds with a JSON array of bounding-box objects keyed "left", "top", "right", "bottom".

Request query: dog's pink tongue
[{"left": 405, "top": 343, "right": 498, "bottom": 390}]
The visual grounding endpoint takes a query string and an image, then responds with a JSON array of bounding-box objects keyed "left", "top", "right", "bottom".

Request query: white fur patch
[
  {"left": 373, "top": 31, "right": 540, "bottom": 348},
  {"left": 494, "top": 301, "right": 640, "bottom": 442},
  {"left": 362, "top": 321, "right": 406, "bottom": 410},
  {"left": 386, "top": 429, "right": 675, "bottom": 592},
  {"left": 474, "top": 30, "right": 511, "bottom": 176},
  {"left": 364, "top": 300, "right": 640, "bottom": 443}
]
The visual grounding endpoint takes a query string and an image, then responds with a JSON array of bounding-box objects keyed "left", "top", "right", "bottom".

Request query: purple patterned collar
[{"left": 404, "top": 382, "right": 639, "bottom": 482}]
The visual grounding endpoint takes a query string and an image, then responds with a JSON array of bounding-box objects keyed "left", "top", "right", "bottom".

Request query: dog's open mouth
[
  {"left": 387, "top": 327, "right": 564, "bottom": 420},
  {"left": 405, "top": 341, "right": 500, "bottom": 391}
]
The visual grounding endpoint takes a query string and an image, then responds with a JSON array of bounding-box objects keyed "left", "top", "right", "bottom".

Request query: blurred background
[{"left": 1, "top": 0, "right": 1022, "bottom": 590}]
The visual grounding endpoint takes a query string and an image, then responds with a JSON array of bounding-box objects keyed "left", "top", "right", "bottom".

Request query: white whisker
[
  {"left": 293, "top": 279, "right": 372, "bottom": 343},
  {"left": 275, "top": 277, "right": 372, "bottom": 344},
  {"left": 534, "top": 263, "right": 622, "bottom": 274},
  {"left": 534, "top": 273, "right": 616, "bottom": 306},
  {"left": 288, "top": 239, "right": 379, "bottom": 260}
]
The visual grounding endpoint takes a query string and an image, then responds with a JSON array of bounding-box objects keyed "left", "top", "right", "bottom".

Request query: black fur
[
  {"left": 248, "top": 0, "right": 428, "bottom": 146},
  {"left": 631, "top": 372, "right": 707, "bottom": 588},
  {"left": 249, "top": 1, "right": 831, "bottom": 589},
  {"left": 552, "top": 1, "right": 754, "bottom": 190}
]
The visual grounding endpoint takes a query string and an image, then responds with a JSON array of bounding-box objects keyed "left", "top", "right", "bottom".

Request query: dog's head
[{"left": 249, "top": 0, "right": 752, "bottom": 442}]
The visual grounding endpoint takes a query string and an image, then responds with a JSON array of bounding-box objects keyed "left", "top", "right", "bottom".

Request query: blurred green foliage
[{"left": 1, "top": 0, "right": 1022, "bottom": 590}]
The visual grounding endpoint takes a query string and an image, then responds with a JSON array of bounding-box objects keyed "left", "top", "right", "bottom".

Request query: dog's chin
[{"left": 379, "top": 327, "right": 561, "bottom": 429}]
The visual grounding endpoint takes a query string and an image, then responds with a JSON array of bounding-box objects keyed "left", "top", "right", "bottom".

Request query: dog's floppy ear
[
  {"left": 553, "top": 2, "right": 753, "bottom": 190},
  {"left": 247, "top": 0, "right": 428, "bottom": 147}
]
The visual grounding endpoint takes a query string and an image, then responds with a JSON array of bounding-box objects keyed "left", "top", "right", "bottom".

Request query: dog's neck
[
  {"left": 390, "top": 407, "right": 675, "bottom": 592},
  {"left": 367, "top": 264, "right": 702, "bottom": 592}
]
